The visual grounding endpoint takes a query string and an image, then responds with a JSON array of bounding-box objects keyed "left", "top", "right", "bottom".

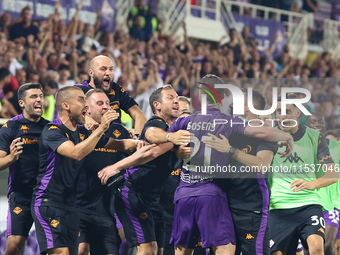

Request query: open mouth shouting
[
  {"left": 34, "top": 104, "right": 43, "bottom": 114},
  {"left": 102, "top": 76, "right": 111, "bottom": 90}
]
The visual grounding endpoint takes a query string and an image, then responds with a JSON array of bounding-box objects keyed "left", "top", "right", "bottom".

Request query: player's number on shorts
[
  {"left": 311, "top": 215, "right": 326, "bottom": 228},
  {"left": 183, "top": 136, "right": 212, "bottom": 168}
]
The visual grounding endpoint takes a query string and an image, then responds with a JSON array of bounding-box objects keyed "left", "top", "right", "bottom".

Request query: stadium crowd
[{"left": 1, "top": 1, "right": 340, "bottom": 255}]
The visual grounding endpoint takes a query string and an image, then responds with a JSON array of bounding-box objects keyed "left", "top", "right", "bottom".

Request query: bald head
[
  {"left": 56, "top": 86, "right": 84, "bottom": 112},
  {"left": 89, "top": 55, "right": 114, "bottom": 92},
  {"left": 89, "top": 55, "right": 113, "bottom": 70}
]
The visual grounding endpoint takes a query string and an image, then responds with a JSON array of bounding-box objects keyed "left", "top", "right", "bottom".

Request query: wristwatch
[{"left": 228, "top": 147, "right": 236, "bottom": 156}]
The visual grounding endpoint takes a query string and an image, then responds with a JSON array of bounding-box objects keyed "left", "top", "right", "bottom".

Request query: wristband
[{"left": 166, "top": 133, "right": 171, "bottom": 142}]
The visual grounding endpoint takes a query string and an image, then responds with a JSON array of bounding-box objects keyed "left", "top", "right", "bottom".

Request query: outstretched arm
[{"left": 98, "top": 142, "right": 174, "bottom": 184}]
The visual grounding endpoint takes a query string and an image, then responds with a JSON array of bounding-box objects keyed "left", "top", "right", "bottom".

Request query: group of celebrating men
[{"left": 0, "top": 55, "right": 339, "bottom": 255}]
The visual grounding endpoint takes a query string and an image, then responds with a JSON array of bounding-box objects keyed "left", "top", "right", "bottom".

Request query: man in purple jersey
[
  {"left": 99, "top": 75, "right": 293, "bottom": 255},
  {"left": 166, "top": 75, "right": 293, "bottom": 255}
]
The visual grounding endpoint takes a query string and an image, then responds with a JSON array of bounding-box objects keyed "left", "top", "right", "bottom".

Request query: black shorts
[
  {"left": 269, "top": 204, "right": 325, "bottom": 254},
  {"left": 32, "top": 205, "right": 79, "bottom": 255},
  {"left": 231, "top": 211, "right": 269, "bottom": 255},
  {"left": 115, "top": 186, "right": 165, "bottom": 248},
  {"left": 7, "top": 192, "right": 34, "bottom": 237},
  {"left": 163, "top": 213, "right": 174, "bottom": 255},
  {"left": 78, "top": 211, "right": 119, "bottom": 254}
]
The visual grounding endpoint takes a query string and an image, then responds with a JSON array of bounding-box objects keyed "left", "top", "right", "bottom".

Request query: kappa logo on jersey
[
  {"left": 242, "top": 145, "right": 252, "bottom": 154},
  {"left": 49, "top": 125, "right": 59, "bottom": 130},
  {"left": 2, "top": 123, "right": 7, "bottom": 128},
  {"left": 50, "top": 219, "right": 60, "bottom": 228},
  {"left": 79, "top": 133, "right": 85, "bottom": 141},
  {"left": 195, "top": 242, "right": 202, "bottom": 247},
  {"left": 111, "top": 105, "right": 119, "bottom": 110},
  {"left": 108, "top": 89, "right": 115, "bottom": 95},
  {"left": 139, "top": 212, "right": 148, "bottom": 220},
  {"left": 13, "top": 206, "right": 22, "bottom": 215},
  {"left": 269, "top": 239, "right": 275, "bottom": 248},
  {"left": 113, "top": 129, "right": 121, "bottom": 138},
  {"left": 245, "top": 233, "right": 254, "bottom": 239},
  {"left": 171, "top": 169, "right": 181, "bottom": 175},
  {"left": 318, "top": 227, "right": 325, "bottom": 234},
  {"left": 20, "top": 125, "right": 29, "bottom": 133},
  {"left": 283, "top": 152, "right": 304, "bottom": 164}
]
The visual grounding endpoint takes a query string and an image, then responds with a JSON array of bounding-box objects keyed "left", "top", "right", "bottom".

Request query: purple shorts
[
  {"left": 171, "top": 195, "right": 235, "bottom": 249},
  {"left": 115, "top": 213, "right": 123, "bottom": 229},
  {"left": 323, "top": 209, "right": 340, "bottom": 228}
]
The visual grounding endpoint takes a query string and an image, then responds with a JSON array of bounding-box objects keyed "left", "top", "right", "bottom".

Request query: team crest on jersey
[
  {"left": 242, "top": 145, "right": 252, "bottom": 154},
  {"left": 111, "top": 105, "right": 119, "bottom": 110},
  {"left": 195, "top": 242, "right": 202, "bottom": 247},
  {"left": 245, "top": 233, "right": 254, "bottom": 239},
  {"left": 2, "top": 123, "right": 7, "bottom": 128},
  {"left": 318, "top": 227, "right": 325, "bottom": 234},
  {"left": 113, "top": 129, "right": 121, "bottom": 138},
  {"left": 139, "top": 212, "right": 148, "bottom": 220},
  {"left": 108, "top": 89, "right": 115, "bottom": 95},
  {"left": 283, "top": 152, "right": 304, "bottom": 164},
  {"left": 79, "top": 133, "right": 85, "bottom": 141},
  {"left": 50, "top": 219, "right": 60, "bottom": 228},
  {"left": 20, "top": 125, "right": 29, "bottom": 133},
  {"left": 49, "top": 125, "right": 59, "bottom": 130},
  {"left": 13, "top": 206, "right": 22, "bottom": 215}
]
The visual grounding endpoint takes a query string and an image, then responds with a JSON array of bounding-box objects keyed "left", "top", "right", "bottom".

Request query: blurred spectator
[
  {"left": 332, "top": 0, "right": 340, "bottom": 21},
  {"left": 9, "top": 6, "right": 40, "bottom": 41},
  {"left": 128, "top": 0, "right": 149, "bottom": 29},
  {"left": 129, "top": 16, "right": 148, "bottom": 42},
  {"left": 15, "top": 69, "right": 27, "bottom": 86},
  {"left": 42, "top": 79, "right": 58, "bottom": 121},
  {"left": 58, "top": 64, "right": 75, "bottom": 89},
  {"left": 0, "top": 68, "right": 18, "bottom": 118}
]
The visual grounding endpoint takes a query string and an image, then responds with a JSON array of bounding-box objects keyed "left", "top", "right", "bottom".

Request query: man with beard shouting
[{"left": 77, "top": 55, "right": 147, "bottom": 135}]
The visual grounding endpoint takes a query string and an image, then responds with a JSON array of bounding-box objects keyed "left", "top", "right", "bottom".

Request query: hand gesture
[
  {"left": 290, "top": 179, "right": 316, "bottom": 192},
  {"left": 203, "top": 133, "right": 231, "bottom": 154},
  {"left": 9, "top": 138, "right": 23, "bottom": 161},
  {"left": 167, "top": 130, "right": 191, "bottom": 145},
  {"left": 100, "top": 110, "right": 120, "bottom": 131},
  {"left": 277, "top": 137, "right": 293, "bottom": 158}
]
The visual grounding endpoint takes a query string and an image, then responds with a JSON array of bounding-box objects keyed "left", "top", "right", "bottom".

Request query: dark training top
[
  {"left": 226, "top": 134, "right": 278, "bottom": 213},
  {"left": 0, "top": 114, "right": 49, "bottom": 197},
  {"left": 33, "top": 118, "right": 108, "bottom": 210},
  {"left": 125, "top": 116, "right": 177, "bottom": 200},
  {"left": 76, "top": 122, "right": 131, "bottom": 216},
  {"left": 76, "top": 81, "right": 138, "bottom": 123}
]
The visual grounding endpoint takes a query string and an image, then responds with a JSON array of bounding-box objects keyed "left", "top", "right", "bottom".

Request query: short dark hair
[
  {"left": 198, "top": 74, "right": 224, "bottom": 105},
  {"left": 241, "top": 88, "right": 266, "bottom": 110},
  {"left": 46, "top": 80, "right": 58, "bottom": 90},
  {"left": 58, "top": 64, "right": 70, "bottom": 71},
  {"left": 18, "top": 83, "right": 43, "bottom": 101},
  {"left": 149, "top": 84, "right": 174, "bottom": 114},
  {"left": 278, "top": 93, "right": 299, "bottom": 102},
  {"left": 325, "top": 129, "right": 340, "bottom": 140},
  {"left": 21, "top": 5, "right": 30, "bottom": 16},
  {"left": 0, "top": 68, "right": 10, "bottom": 81},
  {"left": 56, "top": 86, "right": 83, "bottom": 111}
]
